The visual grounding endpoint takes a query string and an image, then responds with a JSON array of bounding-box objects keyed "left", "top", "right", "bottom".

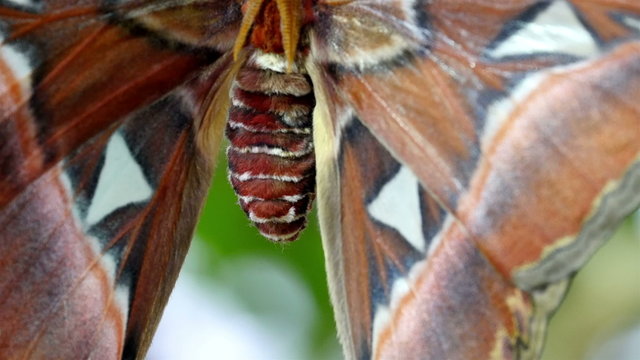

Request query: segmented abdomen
[{"left": 226, "top": 54, "right": 315, "bottom": 242}]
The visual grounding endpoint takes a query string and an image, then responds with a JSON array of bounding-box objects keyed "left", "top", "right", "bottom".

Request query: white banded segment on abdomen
[{"left": 226, "top": 53, "right": 315, "bottom": 242}]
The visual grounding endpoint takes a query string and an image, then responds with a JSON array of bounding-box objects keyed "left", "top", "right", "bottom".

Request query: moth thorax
[
  {"left": 248, "top": 0, "right": 285, "bottom": 54},
  {"left": 226, "top": 53, "right": 315, "bottom": 242}
]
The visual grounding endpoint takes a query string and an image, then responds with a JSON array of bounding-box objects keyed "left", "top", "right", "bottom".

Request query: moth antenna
[
  {"left": 233, "top": 0, "right": 265, "bottom": 61},
  {"left": 275, "top": 0, "right": 302, "bottom": 71}
]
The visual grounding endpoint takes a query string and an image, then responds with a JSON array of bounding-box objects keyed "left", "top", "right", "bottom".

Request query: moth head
[{"left": 233, "top": 0, "right": 318, "bottom": 71}]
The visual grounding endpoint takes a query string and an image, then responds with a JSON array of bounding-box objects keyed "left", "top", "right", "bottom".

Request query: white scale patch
[
  {"left": 89, "top": 233, "right": 132, "bottom": 323},
  {"left": 0, "top": 32, "right": 34, "bottom": 101},
  {"left": 622, "top": 16, "right": 640, "bottom": 32},
  {"left": 86, "top": 132, "right": 153, "bottom": 226},
  {"left": 370, "top": 213, "right": 458, "bottom": 357},
  {"left": 231, "top": 144, "right": 313, "bottom": 158},
  {"left": 249, "top": 206, "right": 301, "bottom": 224},
  {"left": 251, "top": 51, "right": 304, "bottom": 74},
  {"left": 482, "top": 71, "right": 546, "bottom": 150},
  {"left": 370, "top": 259, "right": 428, "bottom": 359},
  {"left": 367, "top": 166, "right": 426, "bottom": 252},
  {"left": 482, "top": 55, "right": 603, "bottom": 151},
  {"left": 232, "top": 171, "right": 304, "bottom": 182},
  {"left": 370, "top": 275, "right": 411, "bottom": 358},
  {"left": 227, "top": 120, "right": 311, "bottom": 134},
  {"left": 87, "top": 230, "right": 132, "bottom": 329},
  {"left": 59, "top": 169, "right": 132, "bottom": 325},
  {"left": 0, "top": 44, "right": 31, "bottom": 81},
  {"left": 489, "top": 1, "right": 598, "bottom": 59},
  {"left": 3, "top": 0, "right": 40, "bottom": 10}
]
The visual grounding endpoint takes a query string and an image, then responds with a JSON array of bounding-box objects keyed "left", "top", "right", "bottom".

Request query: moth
[{"left": 0, "top": 0, "right": 639, "bottom": 359}]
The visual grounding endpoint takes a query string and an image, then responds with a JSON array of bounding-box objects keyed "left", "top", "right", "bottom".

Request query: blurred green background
[
  {"left": 193, "top": 153, "right": 338, "bottom": 359},
  {"left": 149, "top": 152, "right": 640, "bottom": 360}
]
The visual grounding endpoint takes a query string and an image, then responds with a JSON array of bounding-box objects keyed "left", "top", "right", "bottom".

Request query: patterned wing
[
  {"left": 0, "top": 0, "right": 240, "bottom": 358},
  {"left": 309, "top": 0, "right": 640, "bottom": 359}
]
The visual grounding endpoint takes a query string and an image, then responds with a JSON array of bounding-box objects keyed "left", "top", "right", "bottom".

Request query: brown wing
[
  {"left": 309, "top": 0, "right": 640, "bottom": 359},
  {"left": 0, "top": 1, "right": 240, "bottom": 358}
]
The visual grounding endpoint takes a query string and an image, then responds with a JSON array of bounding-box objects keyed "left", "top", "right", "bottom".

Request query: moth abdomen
[{"left": 226, "top": 54, "right": 315, "bottom": 242}]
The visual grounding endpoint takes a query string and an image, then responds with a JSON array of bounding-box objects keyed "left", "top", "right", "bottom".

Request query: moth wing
[
  {"left": 310, "top": 0, "right": 640, "bottom": 358},
  {"left": 0, "top": 0, "right": 241, "bottom": 205},
  {"left": 0, "top": 1, "right": 240, "bottom": 358}
]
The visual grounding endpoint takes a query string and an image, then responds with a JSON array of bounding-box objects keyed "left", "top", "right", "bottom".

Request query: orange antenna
[
  {"left": 276, "top": 0, "right": 302, "bottom": 70},
  {"left": 233, "top": 0, "right": 265, "bottom": 61}
]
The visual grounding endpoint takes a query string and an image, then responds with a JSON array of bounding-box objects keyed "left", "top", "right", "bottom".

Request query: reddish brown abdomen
[{"left": 226, "top": 55, "right": 315, "bottom": 242}]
